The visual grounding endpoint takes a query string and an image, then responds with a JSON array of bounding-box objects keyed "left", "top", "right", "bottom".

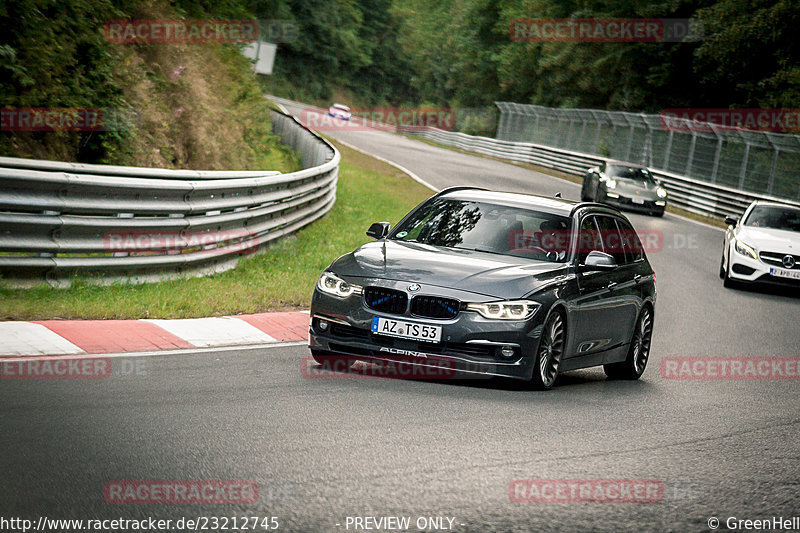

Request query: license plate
[
  {"left": 631, "top": 196, "right": 645, "bottom": 204},
  {"left": 770, "top": 267, "right": 800, "bottom": 280},
  {"left": 372, "top": 317, "right": 442, "bottom": 343}
]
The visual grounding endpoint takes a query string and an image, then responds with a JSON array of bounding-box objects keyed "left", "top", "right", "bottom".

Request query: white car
[
  {"left": 327, "top": 103, "right": 352, "bottom": 121},
  {"left": 720, "top": 201, "right": 800, "bottom": 288}
]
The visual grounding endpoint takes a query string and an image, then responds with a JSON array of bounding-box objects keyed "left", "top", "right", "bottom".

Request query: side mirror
[
  {"left": 366, "top": 222, "right": 391, "bottom": 240},
  {"left": 724, "top": 215, "right": 739, "bottom": 227},
  {"left": 580, "top": 251, "right": 617, "bottom": 271}
]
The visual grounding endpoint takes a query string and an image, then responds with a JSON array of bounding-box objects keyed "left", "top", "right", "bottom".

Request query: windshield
[
  {"left": 607, "top": 164, "right": 655, "bottom": 182},
  {"left": 391, "top": 198, "right": 572, "bottom": 262},
  {"left": 743, "top": 205, "right": 800, "bottom": 232}
]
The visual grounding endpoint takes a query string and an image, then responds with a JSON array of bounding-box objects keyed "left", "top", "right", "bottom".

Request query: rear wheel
[
  {"left": 310, "top": 348, "right": 354, "bottom": 372},
  {"left": 530, "top": 310, "right": 565, "bottom": 390},
  {"left": 604, "top": 306, "right": 652, "bottom": 380}
]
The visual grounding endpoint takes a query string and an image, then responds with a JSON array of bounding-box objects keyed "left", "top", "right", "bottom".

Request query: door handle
[
  {"left": 607, "top": 281, "right": 618, "bottom": 290},
  {"left": 633, "top": 274, "right": 642, "bottom": 283}
]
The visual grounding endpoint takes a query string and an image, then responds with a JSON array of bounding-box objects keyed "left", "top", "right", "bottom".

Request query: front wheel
[
  {"left": 722, "top": 251, "right": 738, "bottom": 289},
  {"left": 530, "top": 310, "right": 565, "bottom": 390},
  {"left": 604, "top": 306, "right": 653, "bottom": 380}
]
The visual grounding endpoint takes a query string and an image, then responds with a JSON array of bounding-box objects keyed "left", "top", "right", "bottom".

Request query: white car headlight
[
  {"left": 605, "top": 179, "right": 617, "bottom": 189},
  {"left": 657, "top": 187, "right": 668, "bottom": 198},
  {"left": 317, "top": 272, "right": 363, "bottom": 298},
  {"left": 466, "top": 300, "right": 540, "bottom": 320},
  {"left": 734, "top": 238, "right": 757, "bottom": 260}
]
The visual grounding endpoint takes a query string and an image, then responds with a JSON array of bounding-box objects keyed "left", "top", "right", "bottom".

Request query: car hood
[
  {"left": 612, "top": 178, "right": 661, "bottom": 198},
  {"left": 735, "top": 226, "right": 800, "bottom": 254},
  {"left": 330, "top": 240, "right": 568, "bottom": 299}
]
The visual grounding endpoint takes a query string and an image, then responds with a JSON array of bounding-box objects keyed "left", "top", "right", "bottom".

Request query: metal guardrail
[
  {"left": 399, "top": 126, "right": 800, "bottom": 218},
  {"left": 495, "top": 102, "right": 800, "bottom": 202},
  {"left": 0, "top": 110, "right": 339, "bottom": 286}
]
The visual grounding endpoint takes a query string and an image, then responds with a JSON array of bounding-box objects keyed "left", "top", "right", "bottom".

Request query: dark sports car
[
  {"left": 581, "top": 160, "right": 668, "bottom": 216},
  {"left": 309, "top": 187, "right": 657, "bottom": 390}
]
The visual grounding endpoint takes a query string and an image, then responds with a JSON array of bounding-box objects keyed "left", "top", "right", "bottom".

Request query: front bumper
[
  {"left": 604, "top": 194, "right": 665, "bottom": 214},
  {"left": 308, "top": 282, "right": 547, "bottom": 381},
  {"left": 727, "top": 245, "right": 800, "bottom": 287}
]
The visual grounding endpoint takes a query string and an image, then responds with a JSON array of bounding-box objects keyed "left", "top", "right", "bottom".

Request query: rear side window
[
  {"left": 615, "top": 218, "right": 644, "bottom": 263},
  {"left": 578, "top": 215, "right": 603, "bottom": 263},
  {"left": 594, "top": 216, "right": 626, "bottom": 265}
]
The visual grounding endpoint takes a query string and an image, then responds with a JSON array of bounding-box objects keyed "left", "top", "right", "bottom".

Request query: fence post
[
  {"left": 766, "top": 145, "right": 779, "bottom": 195},
  {"left": 738, "top": 141, "right": 750, "bottom": 190},
  {"left": 684, "top": 131, "right": 697, "bottom": 176},
  {"left": 710, "top": 131, "right": 723, "bottom": 183}
]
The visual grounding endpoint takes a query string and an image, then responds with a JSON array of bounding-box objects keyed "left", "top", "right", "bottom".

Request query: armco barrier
[
  {"left": 399, "top": 126, "right": 800, "bottom": 218},
  {"left": 0, "top": 110, "right": 338, "bottom": 286}
]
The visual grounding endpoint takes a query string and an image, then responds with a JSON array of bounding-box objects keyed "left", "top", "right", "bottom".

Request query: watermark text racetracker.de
[
  {"left": 509, "top": 479, "right": 663, "bottom": 503},
  {"left": 301, "top": 355, "right": 493, "bottom": 380},
  {"left": 509, "top": 18, "right": 702, "bottom": 42},
  {"left": 103, "top": 229, "right": 259, "bottom": 256},
  {"left": 1, "top": 107, "right": 135, "bottom": 132},
  {"left": 661, "top": 356, "right": 800, "bottom": 380},
  {"left": 103, "top": 19, "right": 298, "bottom": 44},
  {"left": 660, "top": 108, "right": 800, "bottom": 133},
  {"left": 104, "top": 480, "right": 258, "bottom": 504},
  {"left": 0, "top": 356, "right": 145, "bottom": 379}
]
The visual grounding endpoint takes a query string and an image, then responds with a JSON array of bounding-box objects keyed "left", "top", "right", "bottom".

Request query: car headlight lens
[
  {"left": 466, "top": 300, "right": 540, "bottom": 320},
  {"left": 317, "top": 272, "right": 363, "bottom": 298},
  {"left": 657, "top": 187, "right": 668, "bottom": 198},
  {"left": 605, "top": 179, "right": 617, "bottom": 189},
  {"left": 734, "top": 238, "right": 757, "bottom": 260}
]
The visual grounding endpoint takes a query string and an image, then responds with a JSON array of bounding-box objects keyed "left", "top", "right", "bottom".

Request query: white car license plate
[
  {"left": 631, "top": 196, "right": 645, "bottom": 204},
  {"left": 372, "top": 317, "right": 442, "bottom": 343},
  {"left": 770, "top": 267, "right": 800, "bottom": 280}
]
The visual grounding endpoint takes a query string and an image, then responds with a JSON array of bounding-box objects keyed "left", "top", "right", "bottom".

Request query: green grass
[{"left": 0, "top": 143, "right": 432, "bottom": 320}]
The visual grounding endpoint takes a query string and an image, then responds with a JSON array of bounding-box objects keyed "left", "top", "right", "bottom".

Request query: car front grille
[
  {"left": 759, "top": 251, "right": 800, "bottom": 269},
  {"left": 410, "top": 295, "right": 461, "bottom": 319},
  {"left": 363, "top": 286, "right": 408, "bottom": 315}
]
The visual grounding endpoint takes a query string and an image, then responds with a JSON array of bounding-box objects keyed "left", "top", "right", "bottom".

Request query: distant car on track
[
  {"left": 327, "top": 103, "right": 352, "bottom": 121},
  {"left": 581, "top": 160, "right": 668, "bottom": 217},
  {"left": 309, "top": 187, "right": 657, "bottom": 390},
  {"left": 720, "top": 201, "right": 800, "bottom": 288}
]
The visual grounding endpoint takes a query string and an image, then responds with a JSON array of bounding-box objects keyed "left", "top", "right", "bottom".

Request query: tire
[
  {"left": 310, "top": 348, "right": 354, "bottom": 372},
  {"left": 652, "top": 209, "right": 665, "bottom": 217},
  {"left": 530, "top": 310, "right": 566, "bottom": 390},
  {"left": 722, "top": 252, "right": 738, "bottom": 289},
  {"left": 581, "top": 180, "right": 591, "bottom": 202},
  {"left": 604, "top": 306, "right": 653, "bottom": 380},
  {"left": 719, "top": 254, "right": 726, "bottom": 279}
]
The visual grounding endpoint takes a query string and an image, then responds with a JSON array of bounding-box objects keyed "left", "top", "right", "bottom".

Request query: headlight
[
  {"left": 466, "top": 300, "right": 540, "bottom": 320},
  {"left": 605, "top": 179, "right": 617, "bottom": 189},
  {"left": 657, "top": 187, "right": 668, "bottom": 198},
  {"left": 734, "top": 238, "right": 757, "bottom": 260},
  {"left": 317, "top": 272, "right": 363, "bottom": 298}
]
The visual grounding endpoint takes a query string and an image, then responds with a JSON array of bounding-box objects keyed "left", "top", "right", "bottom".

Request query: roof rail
[{"left": 433, "top": 186, "right": 488, "bottom": 198}]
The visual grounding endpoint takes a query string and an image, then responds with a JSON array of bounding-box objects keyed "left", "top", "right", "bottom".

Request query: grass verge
[{"left": 0, "top": 142, "right": 432, "bottom": 320}]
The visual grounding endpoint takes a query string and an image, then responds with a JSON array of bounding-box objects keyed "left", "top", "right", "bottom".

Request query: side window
[
  {"left": 615, "top": 218, "right": 643, "bottom": 263},
  {"left": 578, "top": 215, "right": 603, "bottom": 263},
  {"left": 594, "top": 215, "right": 626, "bottom": 265}
]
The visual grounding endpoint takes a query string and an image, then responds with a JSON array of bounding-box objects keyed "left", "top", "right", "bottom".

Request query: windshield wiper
[{"left": 450, "top": 246, "right": 508, "bottom": 256}]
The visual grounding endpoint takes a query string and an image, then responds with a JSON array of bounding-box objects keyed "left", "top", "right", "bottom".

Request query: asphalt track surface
[{"left": 2, "top": 98, "right": 799, "bottom": 532}]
